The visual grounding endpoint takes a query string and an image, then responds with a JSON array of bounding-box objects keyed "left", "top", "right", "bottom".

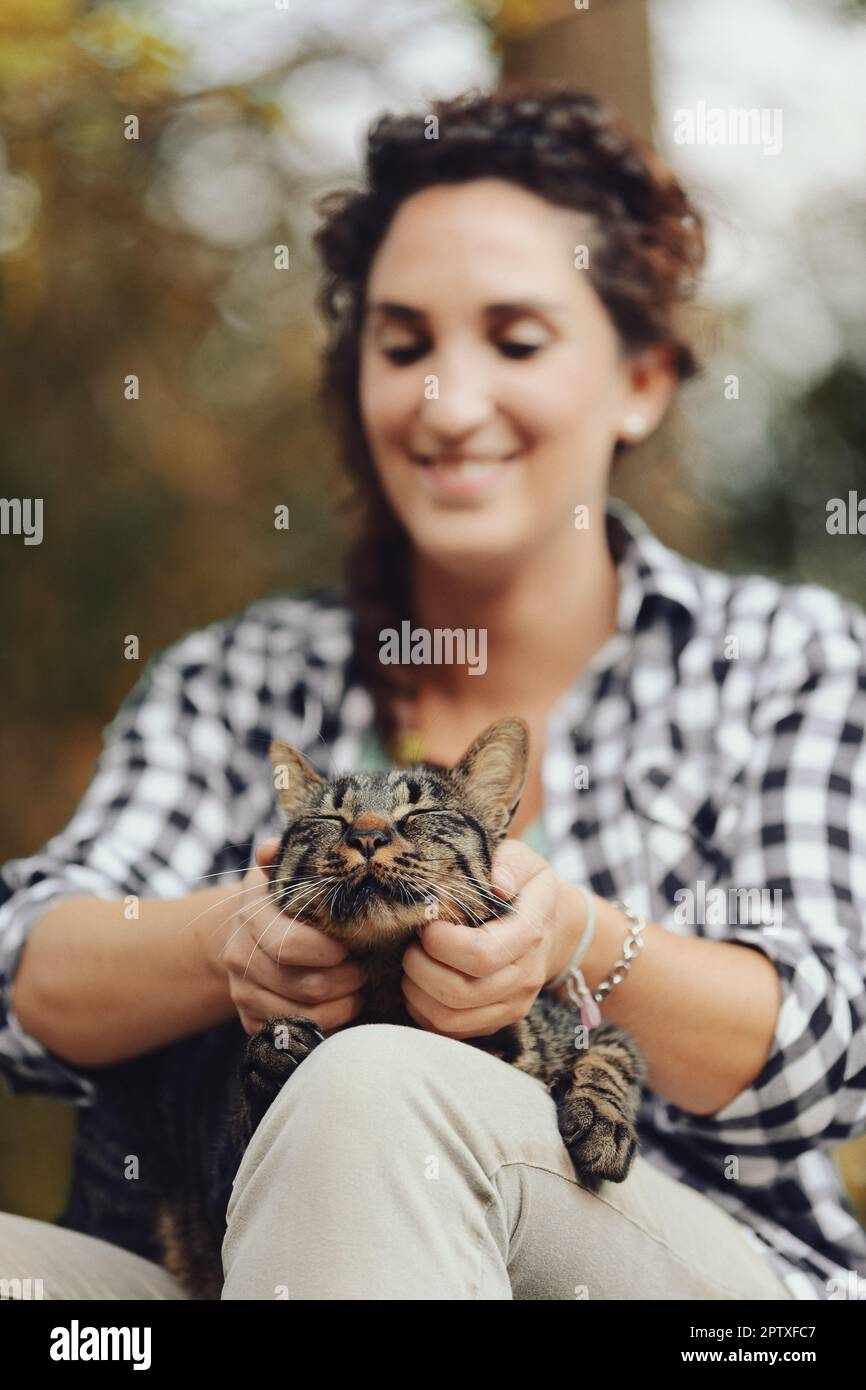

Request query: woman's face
[{"left": 358, "top": 176, "right": 675, "bottom": 578}]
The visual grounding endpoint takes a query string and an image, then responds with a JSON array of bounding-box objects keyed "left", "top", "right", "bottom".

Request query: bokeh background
[{"left": 2, "top": 0, "right": 865, "bottom": 1236}]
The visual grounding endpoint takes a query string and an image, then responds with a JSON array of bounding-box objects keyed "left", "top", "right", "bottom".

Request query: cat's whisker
[
  {"left": 184, "top": 869, "right": 248, "bottom": 884},
  {"left": 189, "top": 866, "right": 333, "bottom": 885},
  {"left": 268, "top": 874, "right": 341, "bottom": 901},
  {"left": 183, "top": 856, "right": 274, "bottom": 883},
  {"left": 431, "top": 877, "right": 521, "bottom": 962},
  {"left": 181, "top": 881, "right": 272, "bottom": 939},
  {"left": 186, "top": 870, "right": 338, "bottom": 946},
  {"left": 402, "top": 870, "right": 488, "bottom": 921},
  {"left": 266, "top": 881, "right": 346, "bottom": 972},
  {"left": 238, "top": 903, "right": 299, "bottom": 976},
  {"left": 214, "top": 875, "right": 342, "bottom": 961},
  {"left": 404, "top": 874, "right": 519, "bottom": 967},
  {"left": 263, "top": 875, "right": 342, "bottom": 928},
  {"left": 277, "top": 874, "right": 343, "bottom": 914},
  {"left": 216, "top": 899, "right": 288, "bottom": 959},
  {"left": 319, "top": 881, "right": 342, "bottom": 922},
  {"left": 272, "top": 873, "right": 342, "bottom": 905},
  {"left": 398, "top": 871, "right": 488, "bottom": 930},
  {"left": 178, "top": 837, "right": 300, "bottom": 882},
  {"left": 242, "top": 877, "right": 344, "bottom": 977},
  {"left": 201, "top": 874, "right": 337, "bottom": 947},
  {"left": 270, "top": 874, "right": 346, "bottom": 966}
]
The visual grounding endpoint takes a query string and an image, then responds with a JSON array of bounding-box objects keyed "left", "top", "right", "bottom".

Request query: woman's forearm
[
  {"left": 550, "top": 884, "right": 782, "bottom": 1116},
  {"left": 11, "top": 889, "right": 238, "bottom": 1068}
]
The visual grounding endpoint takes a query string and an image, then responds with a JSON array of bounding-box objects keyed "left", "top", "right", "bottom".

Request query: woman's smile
[{"left": 409, "top": 450, "right": 522, "bottom": 498}]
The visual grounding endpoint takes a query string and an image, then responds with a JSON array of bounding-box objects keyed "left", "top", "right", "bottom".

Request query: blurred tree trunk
[
  {"left": 498, "top": 0, "right": 706, "bottom": 549},
  {"left": 499, "top": 0, "right": 655, "bottom": 141}
]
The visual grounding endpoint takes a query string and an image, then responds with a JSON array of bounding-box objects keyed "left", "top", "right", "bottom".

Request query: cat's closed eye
[{"left": 396, "top": 808, "right": 453, "bottom": 828}]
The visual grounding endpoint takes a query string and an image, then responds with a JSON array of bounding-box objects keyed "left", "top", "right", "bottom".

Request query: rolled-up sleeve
[
  {"left": 0, "top": 619, "right": 270, "bottom": 1106},
  {"left": 660, "top": 620, "right": 866, "bottom": 1166}
]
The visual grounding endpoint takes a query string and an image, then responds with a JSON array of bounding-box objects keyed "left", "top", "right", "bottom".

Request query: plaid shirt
[{"left": 2, "top": 499, "right": 866, "bottom": 1299}]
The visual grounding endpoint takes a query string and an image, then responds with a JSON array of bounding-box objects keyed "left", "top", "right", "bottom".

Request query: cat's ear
[
  {"left": 452, "top": 717, "right": 529, "bottom": 838},
  {"left": 269, "top": 739, "right": 324, "bottom": 822}
]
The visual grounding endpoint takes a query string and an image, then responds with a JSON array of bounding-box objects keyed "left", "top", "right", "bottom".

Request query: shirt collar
[
  {"left": 605, "top": 497, "right": 702, "bottom": 639},
  {"left": 321, "top": 497, "right": 704, "bottom": 760}
]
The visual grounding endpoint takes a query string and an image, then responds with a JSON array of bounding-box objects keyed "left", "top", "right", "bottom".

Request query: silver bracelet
[
  {"left": 591, "top": 899, "right": 647, "bottom": 1000},
  {"left": 548, "top": 882, "right": 597, "bottom": 988},
  {"left": 552, "top": 894, "right": 646, "bottom": 1030}
]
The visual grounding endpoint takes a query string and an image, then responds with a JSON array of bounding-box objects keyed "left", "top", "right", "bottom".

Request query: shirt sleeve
[
  {"left": 658, "top": 605, "right": 866, "bottom": 1170},
  {"left": 0, "top": 617, "right": 277, "bottom": 1107}
]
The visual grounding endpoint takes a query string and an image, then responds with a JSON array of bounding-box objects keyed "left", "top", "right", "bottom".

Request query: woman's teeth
[
  {"left": 414, "top": 456, "right": 510, "bottom": 475},
  {"left": 432, "top": 459, "right": 502, "bottom": 476}
]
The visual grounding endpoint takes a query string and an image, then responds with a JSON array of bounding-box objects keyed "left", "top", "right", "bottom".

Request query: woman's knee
[
  {"left": 228, "top": 1025, "right": 470, "bottom": 1204},
  {"left": 252, "top": 1020, "right": 557, "bottom": 1165},
  {"left": 271, "top": 1021, "right": 469, "bottom": 1109}
]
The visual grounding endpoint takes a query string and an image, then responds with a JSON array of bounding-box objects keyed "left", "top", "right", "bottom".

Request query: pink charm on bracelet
[{"left": 567, "top": 967, "right": 602, "bottom": 1030}]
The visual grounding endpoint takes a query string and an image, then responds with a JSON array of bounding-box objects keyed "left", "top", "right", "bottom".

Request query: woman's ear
[
  {"left": 269, "top": 740, "right": 324, "bottom": 822},
  {"left": 452, "top": 717, "right": 530, "bottom": 838},
  {"left": 617, "top": 342, "right": 679, "bottom": 443}
]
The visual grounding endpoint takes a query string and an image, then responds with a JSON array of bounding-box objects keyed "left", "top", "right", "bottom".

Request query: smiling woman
[
  {"left": 314, "top": 87, "right": 704, "bottom": 778},
  {"left": 1, "top": 83, "right": 866, "bottom": 1304}
]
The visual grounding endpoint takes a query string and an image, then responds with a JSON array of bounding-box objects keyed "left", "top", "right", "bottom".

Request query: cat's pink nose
[{"left": 345, "top": 822, "right": 392, "bottom": 859}]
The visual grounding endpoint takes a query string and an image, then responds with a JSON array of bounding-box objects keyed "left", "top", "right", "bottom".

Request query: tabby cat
[{"left": 154, "top": 716, "right": 646, "bottom": 1298}]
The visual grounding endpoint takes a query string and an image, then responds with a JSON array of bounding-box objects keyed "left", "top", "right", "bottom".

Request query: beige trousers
[{"left": 1, "top": 1023, "right": 793, "bottom": 1301}]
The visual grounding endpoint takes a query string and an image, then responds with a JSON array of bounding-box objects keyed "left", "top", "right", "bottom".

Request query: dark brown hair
[{"left": 312, "top": 82, "right": 707, "bottom": 751}]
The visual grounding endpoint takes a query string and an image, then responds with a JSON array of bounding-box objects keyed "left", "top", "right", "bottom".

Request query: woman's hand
[
  {"left": 203, "top": 838, "right": 366, "bottom": 1037},
  {"left": 401, "top": 839, "right": 575, "bottom": 1039}
]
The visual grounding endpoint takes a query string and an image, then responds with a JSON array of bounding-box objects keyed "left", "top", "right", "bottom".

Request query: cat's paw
[
  {"left": 237, "top": 1016, "right": 324, "bottom": 1137},
  {"left": 552, "top": 1082, "right": 638, "bottom": 1190}
]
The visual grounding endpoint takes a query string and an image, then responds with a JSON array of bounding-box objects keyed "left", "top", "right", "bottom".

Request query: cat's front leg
[
  {"left": 233, "top": 1016, "right": 325, "bottom": 1148},
  {"left": 550, "top": 1022, "right": 645, "bottom": 1191}
]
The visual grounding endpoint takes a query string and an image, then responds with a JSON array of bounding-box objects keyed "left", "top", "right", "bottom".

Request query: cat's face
[{"left": 268, "top": 717, "right": 529, "bottom": 952}]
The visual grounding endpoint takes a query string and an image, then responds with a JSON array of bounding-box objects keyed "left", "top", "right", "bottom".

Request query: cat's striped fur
[{"left": 156, "top": 717, "right": 645, "bottom": 1298}]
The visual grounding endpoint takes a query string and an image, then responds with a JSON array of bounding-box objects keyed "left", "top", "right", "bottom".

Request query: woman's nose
[{"left": 417, "top": 358, "right": 498, "bottom": 435}]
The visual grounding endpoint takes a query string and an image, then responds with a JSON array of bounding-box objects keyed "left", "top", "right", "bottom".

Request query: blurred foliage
[
  {"left": 695, "top": 360, "right": 866, "bottom": 606},
  {"left": 0, "top": 0, "right": 349, "bottom": 856}
]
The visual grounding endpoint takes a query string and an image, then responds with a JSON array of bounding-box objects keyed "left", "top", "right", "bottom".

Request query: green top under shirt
[{"left": 356, "top": 726, "right": 549, "bottom": 858}]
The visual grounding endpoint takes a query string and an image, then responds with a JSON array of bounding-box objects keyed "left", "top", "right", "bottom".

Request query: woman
[{"left": 2, "top": 85, "right": 865, "bottom": 1301}]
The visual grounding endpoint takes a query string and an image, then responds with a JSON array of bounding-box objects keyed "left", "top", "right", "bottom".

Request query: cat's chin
[{"left": 321, "top": 895, "right": 429, "bottom": 951}]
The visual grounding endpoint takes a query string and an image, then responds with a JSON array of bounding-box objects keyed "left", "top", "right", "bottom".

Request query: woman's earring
[{"left": 621, "top": 412, "right": 647, "bottom": 441}]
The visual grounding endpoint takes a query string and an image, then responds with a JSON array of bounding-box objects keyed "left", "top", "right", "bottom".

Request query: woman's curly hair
[{"left": 312, "top": 82, "right": 707, "bottom": 753}]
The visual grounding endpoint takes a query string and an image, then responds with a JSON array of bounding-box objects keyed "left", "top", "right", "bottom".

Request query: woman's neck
[{"left": 407, "top": 513, "right": 620, "bottom": 710}]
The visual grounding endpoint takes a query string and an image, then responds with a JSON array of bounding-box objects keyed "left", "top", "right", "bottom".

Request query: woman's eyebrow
[{"left": 363, "top": 299, "right": 565, "bottom": 324}]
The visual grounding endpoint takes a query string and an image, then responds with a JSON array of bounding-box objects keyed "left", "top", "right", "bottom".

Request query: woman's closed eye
[{"left": 383, "top": 340, "right": 543, "bottom": 366}]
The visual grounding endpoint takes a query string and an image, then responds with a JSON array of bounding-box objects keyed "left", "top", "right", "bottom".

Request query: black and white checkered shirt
[{"left": 2, "top": 499, "right": 866, "bottom": 1299}]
